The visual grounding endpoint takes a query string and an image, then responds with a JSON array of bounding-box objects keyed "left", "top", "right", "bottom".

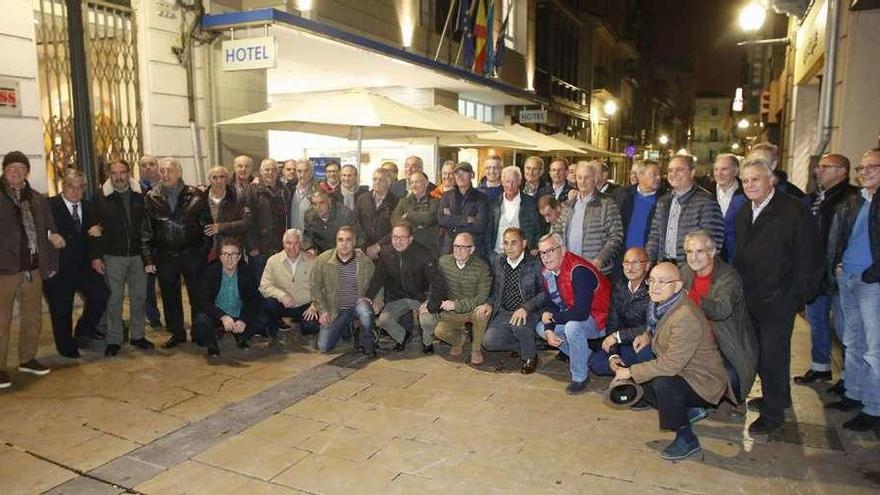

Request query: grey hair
[
  {"left": 160, "top": 157, "right": 182, "bottom": 172},
  {"left": 742, "top": 157, "right": 774, "bottom": 177},
  {"left": 282, "top": 228, "right": 303, "bottom": 242},
  {"left": 538, "top": 232, "right": 565, "bottom": 250},
  {"left": 684, "top": 230, "right": 718, "bottom": 253},
  {"left": 501, "top": 165, "right": 522, "bottom": 182}
]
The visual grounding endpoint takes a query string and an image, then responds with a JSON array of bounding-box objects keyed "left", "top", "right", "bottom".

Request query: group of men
[{"left": 0, "top": 142, "right": 878, "bottom": 463}]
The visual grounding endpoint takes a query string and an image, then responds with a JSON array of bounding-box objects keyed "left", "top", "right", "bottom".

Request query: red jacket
[{"left": 544, "top": 251, "right": 611, "bottom": 331}]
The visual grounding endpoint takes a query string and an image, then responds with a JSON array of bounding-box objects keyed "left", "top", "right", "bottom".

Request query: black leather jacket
[
  {"left": 141, "top": 182, "right": 211, "bottom": 265},
  {"left": 827, "top": 190, "right": 880, "bottom": 284}
]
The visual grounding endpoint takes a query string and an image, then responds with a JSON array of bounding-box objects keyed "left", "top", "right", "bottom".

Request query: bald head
[
  {"left": 622, "top": 247, "right": 650, "bottom": 283},
  {"left": 648, "top": 262, "right": 683, "bottom": 303}
]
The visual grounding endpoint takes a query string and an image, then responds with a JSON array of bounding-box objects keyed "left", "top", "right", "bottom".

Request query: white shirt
[
  {"left": 62, "top": 196, "right": 82, "bottom": 221},
  {"left": 716, "top": 182, "right": 738, "bottom": 217},
  {"left": 209, "top": 192, "right": 226, "bottom": 205},
  {"left": 751, "top": 189, "right": 775, "bottom": 222},
  {"left": 506, "top": 251, "right": 525, "bottom": 270},
  {"left": 455, "top": 259, "right": 468, "bottom": 270},
  {"left": 495, "top": 193, "right": 522, "bottom": 253},
  {"left": 286, "top": 253, "right": 302, "bottom": 281}
]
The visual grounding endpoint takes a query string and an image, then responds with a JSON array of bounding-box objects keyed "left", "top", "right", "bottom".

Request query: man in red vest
[{"left": 536, "top": 233, "right": 611, "bottom": 394}]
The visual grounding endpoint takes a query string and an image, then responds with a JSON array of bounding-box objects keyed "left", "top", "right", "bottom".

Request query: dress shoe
[
  {"left": 18, "top": 359, "right": 51, "bottom": 376},
  {"left": 130, "top": 338, "right": 155, "bottom": 350},
  {"left": 748, "top": 416, "right": 782, "bottom": 436},
  {"left": 361, "top": 346, "right": 378, "bottom": 358},
  {"left": 827, "top": 379, "right": 846, "bottom": 396},
  {"left": 92, "top": 331, "right": 106, "bottom": 340},
  {"left": 104, "top": 344, "right": 120, "bottom": 357},
  {"left": 162, "top": 337, "right": 185, "bottom": 349},
  {"left": 520, "top": 358, "right": 538, "bottom": 374},
  {"left": 0, "top": 371, "right": 12, "bottom": 389},
  {"left": 825, "top": 397, "right": 863, "bottom": 412},
  {"left": 660, "top": 435, "right": 701, "bottom": 461},
  {"left": 565, "top": 379, "right": 589, "bottom": 395},
  {"left": 793, "top": 369, "right": 832, "bottom": 384},
  {"left": 842, "top": 413, "right": 880, "bottom": 432},
  {"left": 555, "top": 351, "right": 570, "bottom": 363},
  {"left": 235, "top": 337, "right": 250, "bottom": 350},
  {"left": 422, "top": 343, "right": 434, "bottom": 355},
  {"left": 746, "top": 397, "right": 791, "bottom": 413},
  {"left": 59, "top": 349, "right": 81, "bottom": 359},
  {"left": 148, "top": 320, "right": 163, "bottom": 330},
  {"left": 207, "top": 346, "right": 220, "bottom": 357}
]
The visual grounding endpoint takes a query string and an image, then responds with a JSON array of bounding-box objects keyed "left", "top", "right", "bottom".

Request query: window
[
  {"left": 710, "top": 106, "right": 718, "bottom": 116},
  {"left": 709, "top": 150, "right": 717, "bottom": 161},
  {"left": 458, "top": 98, "right": 493, "bottom": 123},
  {"left": 502, "top": 0, "right": 515, "bottom": 48},
  {"left": 709, "top": 128, "right": 719, "bottom": 141}
]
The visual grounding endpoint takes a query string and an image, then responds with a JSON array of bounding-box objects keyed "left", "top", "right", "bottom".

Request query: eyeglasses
[
  {"left": 453, "top": 244, "right": 474, "bottom": 250},
  {"left": 210, "top": 175, "right": 227, "bottom": 180},
  {"left": 646, "top": 278, "right": 680, "bottom": 286},
  {"left": 622, "top": 260, "right": 648, "bottom": 266},
  {"left": 538, "top": 245, "right": 562, "bottom": 257},
  {"left": 855, "top": 164, "right": 880, "bottom": 174},
  {"left": 219, "top": 252, "right": 241, "bottom": 258},
  {"left": 391, "top": 235, "right": 411, "bottom": 241},
  {"left": 814, "top": 164, "right": 845, "bottom": 170}
]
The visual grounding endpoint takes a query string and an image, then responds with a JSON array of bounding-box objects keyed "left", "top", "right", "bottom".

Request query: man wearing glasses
[
  {"left": 535, "top": 233, "right": 611, "bottom": 394},
  {"left": 824, "top": 149, "right": 880, "bottom": 432},
  {"left": 192, "top": 238, "right": 264, "bottom": 357},
  {"left": 424, "top": 232, "right": 491, "bottom": 364},
  {"left": 795, "top": 154, "right": 857, "bottom": 392}
]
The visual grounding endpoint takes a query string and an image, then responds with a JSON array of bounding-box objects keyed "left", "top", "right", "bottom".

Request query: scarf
[
  {"left": 646, "top": 289, "right": 684, "bottom": 336},
  {"left": 1, "top": 178, "right": 39, "bottom": 262}
]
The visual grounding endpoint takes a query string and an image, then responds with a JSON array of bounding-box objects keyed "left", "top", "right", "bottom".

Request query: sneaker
[
  {"left": 565, "top": 379, "right": 589, "bottom": 395},
  {"left": 0, "top": 371, "right": 10, "bottom": 389},
  {"left": 687, "top": 407, "right": 710, "bottom": 425},
  {"left": 207, "top": 346, "right": 220, "bottom": 357},
  {"left": 659, "top": 435, "right": 701, "bottom": 461},
  {"left": 793, "top": 369, "right": 832, "bottom": 384},
  {"left": 18, "top": 360, "right": 51, "bottom": 376},
  {"left": 422, "top": 343, "right": 434, "bottom": 355},
  {"left": 104, "top": 344, "right": 121, "bottom": 357},
  {"left": 827, "top": 379, "right": 846, "bottom": 396},
  {"left": 842, "top": 413, "right": 880, "bottom": 432},
  {"left": 748, "top": 415, "right": 782, "bottom": 436},
  {"left": 825, "top": 397, "right": 863, "bottom": 412}
]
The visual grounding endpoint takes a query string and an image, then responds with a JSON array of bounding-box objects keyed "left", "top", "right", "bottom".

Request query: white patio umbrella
[
  {"left": 551, "top": 133, "right": 626, "bottom": 158},
  {"left": 217, "top": 89, "right": 496, "bottom": 167},
  {"left": 502, "top": 124, "right": 585, "bottom": 155}
]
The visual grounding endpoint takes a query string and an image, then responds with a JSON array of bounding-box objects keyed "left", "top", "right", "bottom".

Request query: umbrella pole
[{"left": 356, "top": 126, "right": 363, "bottom": 171}]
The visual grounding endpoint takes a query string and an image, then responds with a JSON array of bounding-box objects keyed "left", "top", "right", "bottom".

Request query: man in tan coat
[
  {"left": 259, "top": 229, "right": 319, "bottom": 337},
  {"left": 613, "top": 262, "right": 731, "bottom": 462}
]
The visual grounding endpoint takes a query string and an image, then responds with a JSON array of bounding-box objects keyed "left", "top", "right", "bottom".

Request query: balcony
[{"left": 534, "top": 69, "right": 591, "bottom": 120}]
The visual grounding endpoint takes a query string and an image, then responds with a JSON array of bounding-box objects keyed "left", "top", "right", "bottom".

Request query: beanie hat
[{"left": 2, "top": 151, "right": 30, "bottom": 171}]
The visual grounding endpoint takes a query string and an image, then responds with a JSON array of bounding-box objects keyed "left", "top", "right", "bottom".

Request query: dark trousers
[
  {"left": 262, "top": 298, "right": 320, "bottom": 336},
  {"left": 145, "top": 271, "right": 161, "bottom": 324},
  {"left": 752, "top": 311, "right": 796, "bottom": 425},
  {"left": 192, "top": 311, "right": 262, "bottom": 350},
  {"left": 155, "top": 248, "right": 204, "bottom": 341},
  {"left": 643, "top": 376, "right": 711, "bottom": 431},
  {"left": 589, "top": 344, "right": 655, "bottom": 376},
  {"left": 483, "top": 311, "right": 538, "bottom": 359},
  {"left": 43, "top": 268, "right": 109, "bottom": 354}
]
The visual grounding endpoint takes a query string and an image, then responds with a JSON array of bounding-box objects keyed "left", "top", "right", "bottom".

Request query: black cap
[
  {"left": 2, "top": 151, "right": 30, "bottom": 171},
  {"left": 454, "top": 161, "right": 474, "bottom": 174}
]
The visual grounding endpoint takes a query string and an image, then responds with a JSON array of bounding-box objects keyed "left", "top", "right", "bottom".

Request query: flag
[
  {"left": 455, "top": 0, "right": 471, "bottom": 32},
  {"left": 473, "top": 0, "right": 488, "bottom": 73},
  {"left": 485, "top": 0, "right": 496, "bottom": 75},
  {"left": 494, "top": 1, "right": 512, "bottom": 73},
  {"left": 461, "top": 0, "right": 475, "bottom": 70}
]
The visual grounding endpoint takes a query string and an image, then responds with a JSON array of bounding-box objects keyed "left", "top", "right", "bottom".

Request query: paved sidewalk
[{"left": 0, "top": 314, "right": 878, "bottom": 494}]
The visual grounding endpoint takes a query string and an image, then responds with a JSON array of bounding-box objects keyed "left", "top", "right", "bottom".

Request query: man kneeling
[
  {"left": 259, "top": 228, "right": 320, "bottom": 338},
  {"left": 193, "top": 237, "right": 264, "bottom": 357},
  {"left": 613, "top": 262, "right": 733, "bottom": 461}
]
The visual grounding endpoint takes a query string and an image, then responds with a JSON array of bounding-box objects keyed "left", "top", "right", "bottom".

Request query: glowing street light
[
  {"left": 732, "top": 88, "right": 744, "bottom": 112},
  {"left": 677, "top": 148, "right": 689, "bottom": 155},
  {"left": 603, "top": 99, "right": 618, "bottom": 116},
  {"left": 737, "top": 118, "right": 750, "bottom": 129},
  {"left": 732, "top": 143, "right": 741, "bottom": 151},
  {"left": 658, "top": 135, "right": 669, "bottom": 146},
  {"left": 739, "top": 2, "right": 767, "bottom": 32}
]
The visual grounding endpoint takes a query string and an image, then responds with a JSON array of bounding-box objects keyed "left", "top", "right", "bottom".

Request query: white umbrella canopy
[
  {"left": 550, "top": 133, "right": 622, "bottom": 158},
  {"left": 503, "top": 124, "right": 585, "bottom": 154}
]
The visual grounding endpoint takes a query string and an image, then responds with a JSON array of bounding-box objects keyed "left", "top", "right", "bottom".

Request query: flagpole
[{"left": 434, "top": 0, "right": 458, "bottom": 61}]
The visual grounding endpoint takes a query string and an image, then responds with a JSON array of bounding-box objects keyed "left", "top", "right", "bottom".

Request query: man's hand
[
  {"left": 318, "top": 311, "right": 331, "bottom": 327},
  {"left": 590, "top": 258, "right": 601, "bottom": 268},
  {"left": 544, "top": 330, "right": 562, "bottom": 348},
  {"left": 248, "top": 248, "right": 260, "bottom": 257},
  {"left": 509, "top": 308, "right": 528, "bottom": 326},
  {"left": 49, "top": 233, "right": 65, "bottom": 249},
  {"left": 609, "top": 355, "right": 625, "bottom": 373},
  {"left": 474, "top": 304, "right": 492, "bottom": 319},
  {"left": 232, "top": 320, "right": 247, "bottom": 334},
  {"left": 615, "top": 366, "right": 632, "bottom": 381},
  {"left": 366, "top": 243, "right": 381, "bottom": 259},
  {"left": 144, "top": 264, "right": 157, "bottom": 274},
  {"left": 466, "top": 216, "right": 476, "bottom": 223},
  {"left": 440, "top": 300, "right": 456, "bottom": 312},
  {"left": 280, "top": 295, "right": 295, "bottom": 309},
  {"left": 303, "top": 305, "right": 318, "bottom": 321},
  {"left": 220, "top": 315, "right": 236, "bottom": 333},
  {"left": 419, "top": 301, "right": 429, "bottom": 314},
  {"left": 633, "top": 332, "right": 651, "bottom": 353},
  {"left": 372, "top": 299, "right": 384, "bottom": 315},
  {"left": 567, "top": 189, "right": 578, "bottom": 201},
  {"left": 87, "top": 225, "right": 103, "bottom": 238},
  {"left": 442, "top": 207, "right": 451, "bottom": 215},
  {"left": 91, "top": 259, "right": 105, "bottom": 275},
  {"left": 541, "top": 311, "right": 554, "bottom": 325},
  {"left": 204, "top": 224, "right": 220, "bottom": 236},
  {"left": 601, "top": 334, "right": 616, "bottom": 353}
]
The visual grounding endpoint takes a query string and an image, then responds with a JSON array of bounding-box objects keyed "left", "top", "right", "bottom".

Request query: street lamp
[
  {"left": 731, "top": 142, "right": 741, "bottom": 151},
  {"left": 658, "top": 134, "right": 669, "bottom": 145},
  {"left": 737, "top": 118, "right": 750, "bottom": 130},
  {"left": 739, "top": 2, "right": 766, "bottom": 32},
  {"left": 603, "top": 100, "right": 618, "bottom": 116}
]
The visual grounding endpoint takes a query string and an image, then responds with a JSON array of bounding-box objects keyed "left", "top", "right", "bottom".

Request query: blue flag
[
  {"left": 494, "top": 2, "right": 512, "bottom": 73},
  {"left": 485, "top": 0, "right": 495, "bottom": 75},
  {"left": 455, "top": 0, "right": 471, "bottom": 32},
  {"left": 460, "top": 0, "right": 476, "bottom": 70}
]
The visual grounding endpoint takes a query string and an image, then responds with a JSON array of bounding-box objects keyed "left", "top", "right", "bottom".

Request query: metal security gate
[{"left": 34, "top": 0, "right": 142, "bottom": 194}]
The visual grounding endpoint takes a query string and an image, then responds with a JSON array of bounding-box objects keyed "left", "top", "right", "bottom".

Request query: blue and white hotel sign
[{"left": 222, "top": 36, "right": 277, "bottom": 71}]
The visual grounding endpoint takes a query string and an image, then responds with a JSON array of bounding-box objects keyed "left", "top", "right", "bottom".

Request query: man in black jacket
[
  {"left": 205, "top": 166, "right": 250, "bottom": 254},
  {"left": 142, "top": 157, "right": 211, "bottom": 349},
  {"left": 482, "top": 228, "right": 546, "bottom": 373},
  {"left": 734, "top": 159, "right": 822, "bottom": 436},
  {"left": 91, "top": 160, "right": 154, "bottom": 356},
  {"left": 795, "top": 153, "right": 858, "bottom": 389},
  {"left": 303, "top": 190, "right": 363, "bottom": 255},
  {"left": 44, "top": 168, "right": 109, "bottom": 358},
  {"left": 438, "top": 162, "right": 490, "bottom": 256},
  {"left": 192, "top": 238, "right": 264, "bottom": 357},
  {"left": 487, "top": 166, "right": 544, "bottom": 263},
  {"left": 356, "top": 168, "right": 398, "bottom": 260},
  {"left": 367, "top": 223, "right": 446, "bottom": 353},
  {"left": 247, "top": 158, "right": 289, "bottom": 281}
]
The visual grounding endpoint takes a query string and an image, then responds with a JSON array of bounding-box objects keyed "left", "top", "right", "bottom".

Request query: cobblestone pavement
[{"left": 0, "top": 312, "right": 878, "bottom": 494}]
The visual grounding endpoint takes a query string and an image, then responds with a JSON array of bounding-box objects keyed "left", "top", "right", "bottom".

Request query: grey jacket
[
  {"left": 646, "top": 186, "right": 724, "bottom": 262},
  {"left": 561, "top": 192, "right": 623, "bottom": 275},
  {"left": 681, "top": 259, "right": 757, "bottom": 403}
]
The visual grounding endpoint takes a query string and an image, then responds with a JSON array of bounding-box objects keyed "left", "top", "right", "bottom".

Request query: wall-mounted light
[
  {"left": 738, "top": 2, "right": 766, "bottom": 32},
  {"left": 732, "top": 142, "right": 741, "bottom": 151},
  {"left": 603, "top": 100, "right": 618, "bottom": 116},
  {"left": 737, "top": 118, "right": 750, "bottom": 129},
  {"left": 658, "top": 135, "right": 669, "bottom": 145},
  {"left": 677, "top": 148, "right": 689, "bottom": 155}
]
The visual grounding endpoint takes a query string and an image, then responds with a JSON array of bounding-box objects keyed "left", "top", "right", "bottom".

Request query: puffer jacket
[
  {"left": 608, "top": 278, "right": 649, "bottom": 342},
  {"left": 561, "top": 192, "right": 624, "bottom": 275},
  {"left": 827, "top": 190, "right": 880, "bottom": 284},
  {"left": 141, "top": 183, "right": 211, "bottom": 265},
  {"left": 646, "top": 185, "right": 724, "bottom": 262}
]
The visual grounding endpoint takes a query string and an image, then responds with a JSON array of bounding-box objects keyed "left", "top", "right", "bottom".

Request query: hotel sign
[
  {"left": 794, "top": 0, "right": 826, "bottom": 85},
  {"left": 0, "top": 78, "right": 21, "bottom": 116},
  {"left": 222, "top": 36, "right": 277, "bottom": 71},
  {"left": 519, "top": 109, "right": 548, "bottom": 124}
]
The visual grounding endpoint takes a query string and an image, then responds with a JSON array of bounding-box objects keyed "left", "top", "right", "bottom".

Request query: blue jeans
[
  {"left": 318, "top": 301, "right": 375, "bottom": 353},
  {"left": 805, "top": 293, "right": 845, "bottom": 371},
  {"left": 590, "top": 344, "right": 655, "bottom": 376},
  {"left": 535, "top": 317, "right": 601, "bottom": 382},
  {"left": 838, "top": 273, "right": 880, "bottom": 416}
]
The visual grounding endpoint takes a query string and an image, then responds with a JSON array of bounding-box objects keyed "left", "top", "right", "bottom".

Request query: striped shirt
[{"left": 336, "top": 255, "right": 358, "bottom": 309}]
